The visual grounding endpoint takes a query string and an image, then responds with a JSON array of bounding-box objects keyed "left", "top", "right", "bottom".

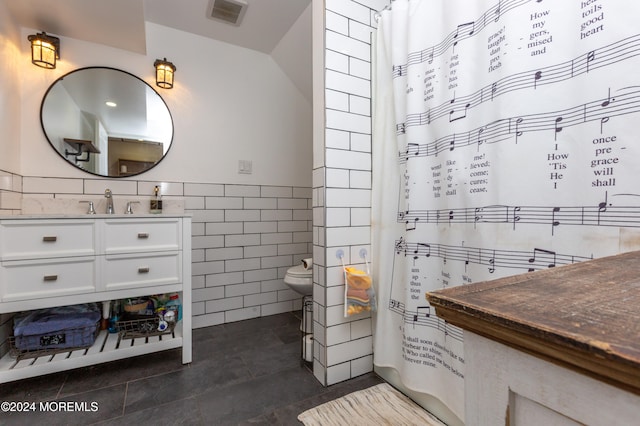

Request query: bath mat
[{"left": 297, "top": 383, "right": 444, "bottom": 426}]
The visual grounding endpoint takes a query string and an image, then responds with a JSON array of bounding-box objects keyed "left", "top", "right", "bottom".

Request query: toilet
[{"left": 283, "top": 264, "right": 313, "bottom": 296}]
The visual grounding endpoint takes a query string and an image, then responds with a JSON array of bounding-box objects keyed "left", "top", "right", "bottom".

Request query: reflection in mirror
[{"left": 40, "top": 67, "right": 173, "bottom": 177}]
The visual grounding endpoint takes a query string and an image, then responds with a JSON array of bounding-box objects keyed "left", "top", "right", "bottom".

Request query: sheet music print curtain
[{"left": 371, "top": 0, "right": 640, "bottom": 420}]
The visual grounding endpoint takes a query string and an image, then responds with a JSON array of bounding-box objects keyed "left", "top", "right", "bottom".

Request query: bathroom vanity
[
  {"left": 427, "top": 251, "right": 640, "bottom": 425},
  {"left": 0, "top": 215, "right": 191, "bottom": 383}
]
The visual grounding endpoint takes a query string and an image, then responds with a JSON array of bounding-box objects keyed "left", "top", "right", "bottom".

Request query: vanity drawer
[
  {"left": 102, "top": 252, "right": 181, "bottom": 291},
  {"left": 103, "top": 219, "right": 181, "bottom": 254},
  {"left": 0, "top": 220, "right": 95, "bottom": 261},
  {"left": 0, "top": 257, "right": 97, "bottom": 302}
]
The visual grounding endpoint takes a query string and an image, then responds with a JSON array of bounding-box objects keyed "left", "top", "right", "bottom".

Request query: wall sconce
[
  {"left": 154, "top": 58, "right": 176, "bottom": 89},
  {"left": 28, "top": 32, "right": 60, "bottom": 69}
]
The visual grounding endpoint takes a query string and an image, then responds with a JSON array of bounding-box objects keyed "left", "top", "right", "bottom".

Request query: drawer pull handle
[
  {"left": 138, "top": 233, "right": 149, "bottom": 239},
  {"left": 138, "top": 267, "right": 150, "bottom": 273},
  {"left": 43, "top": 236, "right": 57, "bottom": 242},
  {"left": 43, "top": 275, "right": 58, "bottom": 281}
]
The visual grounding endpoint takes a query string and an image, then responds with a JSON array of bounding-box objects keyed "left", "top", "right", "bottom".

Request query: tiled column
[{"left": 312, "top": 0, "right": 389, "bottom": 386}]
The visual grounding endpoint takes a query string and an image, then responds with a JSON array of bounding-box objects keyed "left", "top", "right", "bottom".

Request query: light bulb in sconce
[
  {"left": 28, "top": 32, "right": 60, "bottom": 69},
  {"left": 154, "top": 58, "right": 176, "bottom": 89}
]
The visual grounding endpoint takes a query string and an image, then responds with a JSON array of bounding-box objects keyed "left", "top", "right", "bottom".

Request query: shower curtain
[{"left": 372, "top": 0, "right": 640, "bottom": 420}]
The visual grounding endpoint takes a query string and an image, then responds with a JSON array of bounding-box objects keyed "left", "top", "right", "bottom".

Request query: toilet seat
[{"left": 284, "top": 264, "right": 312, "bottom": 285}]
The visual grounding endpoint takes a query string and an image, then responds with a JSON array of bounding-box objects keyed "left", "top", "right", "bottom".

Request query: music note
[
  {"left": 512, "top": 206, "right": 521, "bottom": 230},
  {"left": 488, "top": 249, "right": 496, "bottom": 273},
  {"left": 600, "top": 116, "right": 609, "bottom": 134},
  {"left": 491, "top": 82, "right": 498, "bottom": 101},
  {"left": 406, "top": 216, "right": 419, "bottom": 231},
  {"left": 449, "top": 103, "right": 471, "bottom": 122},
  {"left": 514, "top": 117, "right": 524, "bottom": 144},
  {"left": 586, "top": 50, "right": 595, "bottom": 72},
  {"left": 416, "top": 242, "right": 431, "bottom": 257},
  {"left": 413, "top": 306, "right": 431, "bottom": 326},
  {"left": 494, "top": 0, "right": 502, "bottom": 22},
  {"left": 554, "top": 117, "right": 563, "bottom": 141},
  {"left": 533, "top": 70, "right": 542, "bottom": 89},
  {"left": 476, "top": 127, "right": 485, "bottom": 151},
  {"left": 601, "top": 88, "right": 614, "bottom": 107},
  {"left": 551, "top": 206, "right": 560, "bottom": 235},
  {"left": 597, "top": 192, "right": 608, "bottom": 225},
  {"left": 407, "top": 142, "right": 420, "bottom": 156},
  {"left": 528, "top": 248, "right": 557, "bottom": 269}
]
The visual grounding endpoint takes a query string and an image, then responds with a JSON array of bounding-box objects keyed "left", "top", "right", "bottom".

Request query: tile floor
[{"left": 0, "top": 311, "right": 383, "bottom": 425}]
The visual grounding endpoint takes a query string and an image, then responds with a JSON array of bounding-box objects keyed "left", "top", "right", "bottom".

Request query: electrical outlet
[{"left": 238, "top": 159, "right": 252, "bottom": 174}]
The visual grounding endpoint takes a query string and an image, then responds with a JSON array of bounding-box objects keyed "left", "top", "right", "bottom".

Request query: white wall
[
  {"left": 17, "top": 22, "right": 312, "bottom": 187},
  {"left": 0, "top": 0, "right": 21, "bottom": 174}
]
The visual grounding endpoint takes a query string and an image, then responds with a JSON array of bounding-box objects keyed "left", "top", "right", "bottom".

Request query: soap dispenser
[{"left": 150, "top": 185, "right": 163, "bottom": 214}]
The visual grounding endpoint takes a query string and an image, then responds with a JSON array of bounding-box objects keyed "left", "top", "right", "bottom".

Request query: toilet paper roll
[
  {"left": 303, "top": 334, "right": 314, "bottom": 362},
  {"left": 302, "top": 258, "right": 313, "bottom": 270}
]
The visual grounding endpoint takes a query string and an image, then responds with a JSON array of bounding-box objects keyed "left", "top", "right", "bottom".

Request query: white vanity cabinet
[{"left": 0, "top": 215, "right": 192, "bottom": 383}]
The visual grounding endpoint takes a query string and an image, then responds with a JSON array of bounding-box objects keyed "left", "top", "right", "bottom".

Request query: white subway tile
[
  {"left": 325, "top": 188, "right": 371, "bottom": 207},
  {"left": 326, "top": 70, "right": 370, "bottom": 98},
  {"left": 225, "top": 185, "right": 260, "bottom": 197},
  {"left": 351, "top": 208, "right": 372, "bottom": 226},
  {"left": 325, "top": 149, "right": 371, "bottom": 171},
  {"left": 349, "top": 57, "right": 371, "bottom": 80},
  {"left": 326, "top": 10, "right": 349, "bottom": 35},
  {"left": 326, "top": 169, "right": 350, "bottom": 188},
  {"left": 326, "top": 129, "right": 350, "bottom": 150},
  {"left": 326, "top": 89, "right": 350, "bottom": 111},
  {"left": 351, "top": 355, "right": 374, "bottom": 376},
  {"left": 326, "top": 226, "right": 371, "bottom": 247},
  {"left": 350, "top": 170, "right": 371, "bottom": 189},
  {"left": 327, "top": 323, "right": 351, "bottom": 346},
  {"left": 184, "top": 183, "right": 224, "bottom": 196},
  {"left": 349, "top": 95, "right": 370, "bottom": 116},
  {"left": 326, "top": 336, "right": 373, "bottom": 366},
  {"left": 327, "top": 110, "right": 371, "bottom": 134},
  {"left": 23, "top": 177, "right": 83, "bottom": 194},
  {"left": 326, "top": 31, "right": 371, "bottom": 62},
  {"left": 226, "top": 282, "right": 261, "bottom": 297},
  {"left": 326, "top": 50, "right": 349, "bottom": 73},
  {"left": 326, "top": 208, "right": 350, "bottom": 227},
  {"left": 261, "top": 186, "right": 292, "bottom": 198},
  {"left": 225, "top": 306, "right": 261, "bottom": 323},
  {"left": 326, "top": 0, "right": 371, "bottom": 25}
]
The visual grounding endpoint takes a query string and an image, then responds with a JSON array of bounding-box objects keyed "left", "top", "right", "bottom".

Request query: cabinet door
[
  {"left": 102, "top": 252, "right": 182, "bottom": 291},
  {"left": 1, "top": 257, "right": 97, "bottom": 302},
  {"left": 103, "top": 219, "right": 181, "bottom": 254},
  {"left": 0, "top": 220, "right": 95, "bottom": 261}
]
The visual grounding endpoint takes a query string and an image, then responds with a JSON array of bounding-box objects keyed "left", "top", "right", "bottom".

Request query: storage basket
[
  {"left": 9, "top": 322, "right": 100, "bottom": 360},
  {"left": 116, "top": 314, "right": 176, "bottom": 339},
  {"left": 11, "top": 303, "right": 102, "bottom": 358}
]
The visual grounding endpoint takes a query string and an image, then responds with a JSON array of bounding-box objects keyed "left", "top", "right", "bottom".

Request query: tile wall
[
  {"left": 0, "top": 171, "right": 312, "bottom": 330},
  {"left": 313, "top": 0, "right": 389, "bottom": 386}
]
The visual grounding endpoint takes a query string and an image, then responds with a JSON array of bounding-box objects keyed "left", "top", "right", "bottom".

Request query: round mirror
[{"left": 40, "top": 67, "right": 174, "bottom": 177}]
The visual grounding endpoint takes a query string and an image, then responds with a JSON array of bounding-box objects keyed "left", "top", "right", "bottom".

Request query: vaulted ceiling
[{"left": 6, "top": 0, "right": 312, "bottom": 100}]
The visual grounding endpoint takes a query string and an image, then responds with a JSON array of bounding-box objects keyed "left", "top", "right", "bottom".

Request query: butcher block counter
[{"left": 426, "top": 250, "right": 640, "bottom": 425}]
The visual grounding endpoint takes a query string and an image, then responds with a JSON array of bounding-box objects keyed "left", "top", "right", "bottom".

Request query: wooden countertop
[{"left": 426, "top": 250, "right": 640, "bottom": 395}]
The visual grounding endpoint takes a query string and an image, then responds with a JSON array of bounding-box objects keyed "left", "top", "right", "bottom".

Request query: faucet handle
[
  {"left": 125, "top": 201, "right": 141, "bottom": 214},
  {"left": 79, "top": 200, "right": 96, "bottom": 215}
]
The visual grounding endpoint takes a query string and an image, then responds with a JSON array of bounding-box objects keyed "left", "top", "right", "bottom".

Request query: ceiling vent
[{"left": 207, "top": 0, "right": 248, "bottom": 26}]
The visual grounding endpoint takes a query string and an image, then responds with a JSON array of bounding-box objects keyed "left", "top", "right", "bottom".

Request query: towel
[{"left": 302, "top": 258, "right": 313, "bottom": 270}]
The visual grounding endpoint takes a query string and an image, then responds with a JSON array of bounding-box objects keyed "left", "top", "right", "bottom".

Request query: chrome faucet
[{"left": 105, "top": 189, "right": 114, "bottom": 214}]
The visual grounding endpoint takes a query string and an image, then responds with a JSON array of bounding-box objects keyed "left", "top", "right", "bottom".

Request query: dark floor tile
[
  {"left": 94, "top": 396, "right": 203, "bottom": 426},
  {"left": 1, "top": 383, "right": 126, "bottom": 426},
  {"left": 124, "top": 351, "right": 250, "bottom": 414},
  {"left": 60, "top": 348, "right": 185, "bottom": 396},
  {"left": 239, "top": 339, "right": 300, "bottom": 377},
  {"left": 0, "top": 370, "right": 67, "bottom": 402},
  {"left": 196, "top": 366, "right": 325, "bottom": 425}
]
